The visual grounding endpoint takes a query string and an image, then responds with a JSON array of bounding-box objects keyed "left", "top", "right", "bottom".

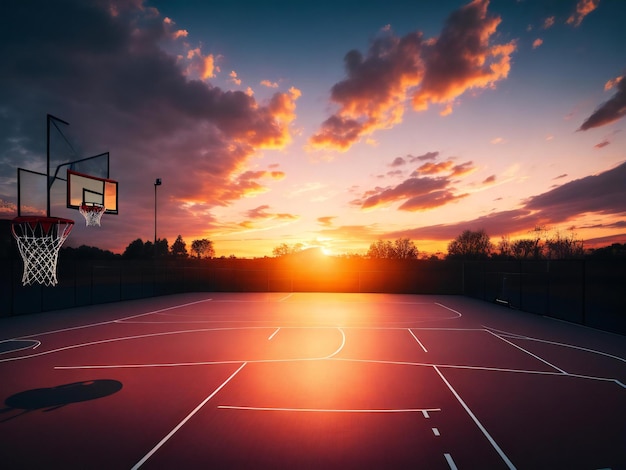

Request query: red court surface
[{"left": 1, "top": 292, "right": 624, "bottom": 469}]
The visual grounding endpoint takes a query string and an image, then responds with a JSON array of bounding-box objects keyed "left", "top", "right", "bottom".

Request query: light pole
[{"left": 154, "top": 178, "right": 162, "bottom": 247}]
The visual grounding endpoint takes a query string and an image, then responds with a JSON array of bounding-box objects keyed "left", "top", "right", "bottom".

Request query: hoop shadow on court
[{"left": 0, "top": 380, "right": 123, "bottom": 422}]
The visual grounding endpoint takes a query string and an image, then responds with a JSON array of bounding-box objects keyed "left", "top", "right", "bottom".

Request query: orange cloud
[
  {"left": 310, "top": 0, "right": 516, "bottom": 152},
  {"left": 532, "top": 38, "right": 543, "bottom": 49},
  {"left": 543, "top": 16, "right": 555, "bottom": 29},
  {"left": 414, "top": 159, "right": 475, "bottom": 177},
  {"left": 416, "top": 160, "right": 454, "bottom": 175},
  {"left": 259, "top": 86, "right": 301, "bottom": 148},
  {"left": 163, "top": 17, "right": 188, "bottom": 39},
  {"left": 450, "top": 161, "right": 476, "bottom": 177},
  {"left": 230, "top": 71, "right": 241, "bottom": 85},
  {"left": 411, "top": 0, "right": 516, "bottom": 114},
  {"left": 308, "top": 27, "right": 424, "bottom": 151},
  {"left": 605, "top": 75, "right": 623, "bottom": 91},
  {"left": 184, "top": 48, "right": 219, "bottom": 80},
  {"left": 261, "top": 80, "right": 279, "bottom": 88},
  {"left": 318, "top": 216, "right": 336, "bottom": 227},
  {"left": 567, "top": 0, "right": 600, "bottom": 27}
]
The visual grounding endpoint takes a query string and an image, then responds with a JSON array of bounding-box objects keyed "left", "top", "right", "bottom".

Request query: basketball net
[
  {"left": 79, "top": 203, "right": 106, "bottom": 226},
  {"left": 11, "top": 217, "right": 74, "bottom": 287}
]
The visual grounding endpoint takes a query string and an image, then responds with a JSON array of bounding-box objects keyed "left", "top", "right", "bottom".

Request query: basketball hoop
[
  {"left": 11, "top": 216, "right": 74, "bottom": 286},
  {"left": 79, "top": 202, "right": 106, "bottom": 226}
]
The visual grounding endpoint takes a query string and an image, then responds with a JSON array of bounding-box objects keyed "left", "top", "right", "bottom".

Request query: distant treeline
[{"left": 57, "top": 232, "right": 626, "bottom": 261}]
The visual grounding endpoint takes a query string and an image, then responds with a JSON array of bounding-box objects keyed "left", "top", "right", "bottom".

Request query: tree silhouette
[
  {"left": 272, "top": 242, "right": 303, "bottom": 257},
  {"left": 171, "top": 235, "right": 188, "bottom": 258},
  {"left": 191, "top": 239, "right": 215, "bottom": 259},
  {"left": 447, "top": 229, "right": 493, "bottom": 259},
  {"left": 367, "top": 238, "right": 418, "bottom": 259}
]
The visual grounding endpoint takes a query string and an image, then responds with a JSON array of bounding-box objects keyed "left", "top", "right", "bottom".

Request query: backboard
[{"left": 67, "top": 170, "right": 118, "bottom": 214}]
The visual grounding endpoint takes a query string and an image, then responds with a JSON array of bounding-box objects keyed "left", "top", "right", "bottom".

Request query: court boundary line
[
  {"left": 131, "top": 362, "right": 247, "bottom": 470},
  {"left": 2, "top": 298, "right": 214, "bottom": 343}
]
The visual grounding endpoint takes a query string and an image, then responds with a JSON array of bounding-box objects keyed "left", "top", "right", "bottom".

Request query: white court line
[
  {"left": 2, "top": 326, "right": 240, "bottom": 364},
  {"left": 268, "top": 328, "right": 280, "bottom": 340},
  {"left": 4, "top": 298, "right": 214, "bottom": 343},
  {"left": 56, "top": 327, "right": 346, "bottom": 369},
  {"left": 132, "top": 362, "right": 247, "bottom": 470},
  {"left": 444, "top": 453, "right": 458, "bottom": 470},
  {"left": 486, "top": 330, "right": 567, "bottom": 375},
  {"left": 434, "top": 303, "right": 463, "bottom": 319},
  {"left": 279, "top": 293, "right": 293, "bottom": 301},
  {"left": 433, "top": 365, "right": 516, "bottom": 470},
  {"left": 54, "top": 356, "right": 624, "bottom": 388},
  {"left": 408, "top": 329, "right": 428, "bottom": 352},
  {"left": 484, "top": 326, "right": 626, "bottom": 363},
  {"left": 217, "top": 405, "right": 441, "bottom": 414},
  {"left": 0, "top": 339, "right": 41, "bottom": 354}
]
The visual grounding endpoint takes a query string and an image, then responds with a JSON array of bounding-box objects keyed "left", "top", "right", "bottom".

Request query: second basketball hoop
[{"left": 79, "top": 202, "right": 107, "bottom": 226}]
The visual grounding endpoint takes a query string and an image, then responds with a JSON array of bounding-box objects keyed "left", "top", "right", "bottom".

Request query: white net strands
[
  {"left": 11, "top": 217, "right": 74, "bottom": 287},
  {"left": 79, "top": 203, "right": 106, "bottom": 226}
]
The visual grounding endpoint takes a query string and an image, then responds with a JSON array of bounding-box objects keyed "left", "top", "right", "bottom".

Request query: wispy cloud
[
  {"left": 245, "top": 205, "right": 298, "bottom": 221},
  {"left": 543, "top": 16, "right": 555, "bottom": 29},
  {"left": 578, "top": 75, "right": 626, "bottom": 130},
  {"left": 567, "top": 0, "right": 600, "bottom": 27},
  {"left": 261, "top": 80, "right": 279, "bottom": 88},
  {"left": 317, "top": 216, "right": 336, "bottom": 227},
  {"left": 386, "top": 161, "right": 626, "bottom": 241}
]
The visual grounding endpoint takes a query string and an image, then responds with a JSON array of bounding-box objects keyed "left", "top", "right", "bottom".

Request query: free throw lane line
[
  {"left": 433, "top": 365, "right": 516, "bottom": 470},
  {"left": 217, "top": 405, "right": 441, "bottom": 414},
  {"left": 131, "top": 362, "right": 247, "bottom": 470},
  {"left": 408, "top": 328, "right": 428, "bottom": 352}
]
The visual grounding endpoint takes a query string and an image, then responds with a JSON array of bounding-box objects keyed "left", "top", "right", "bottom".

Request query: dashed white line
[{"left": 432, "top": 427, "right": 440, "bottom": 436}]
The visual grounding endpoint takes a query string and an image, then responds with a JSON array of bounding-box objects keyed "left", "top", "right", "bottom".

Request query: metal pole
[
  {"left": 47, "top": 115, "right": 51, "bottom": 217},
  {"left": 154, "top": 178, "right": 161, "bottom": 246},
  {"left": 46, "top": 114, "right": 70, "bottom": 217}
]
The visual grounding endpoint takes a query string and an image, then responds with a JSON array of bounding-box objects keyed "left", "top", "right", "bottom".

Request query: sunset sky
[{"left": 1, "top": 0, "right": 625, "bottom": 258}]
